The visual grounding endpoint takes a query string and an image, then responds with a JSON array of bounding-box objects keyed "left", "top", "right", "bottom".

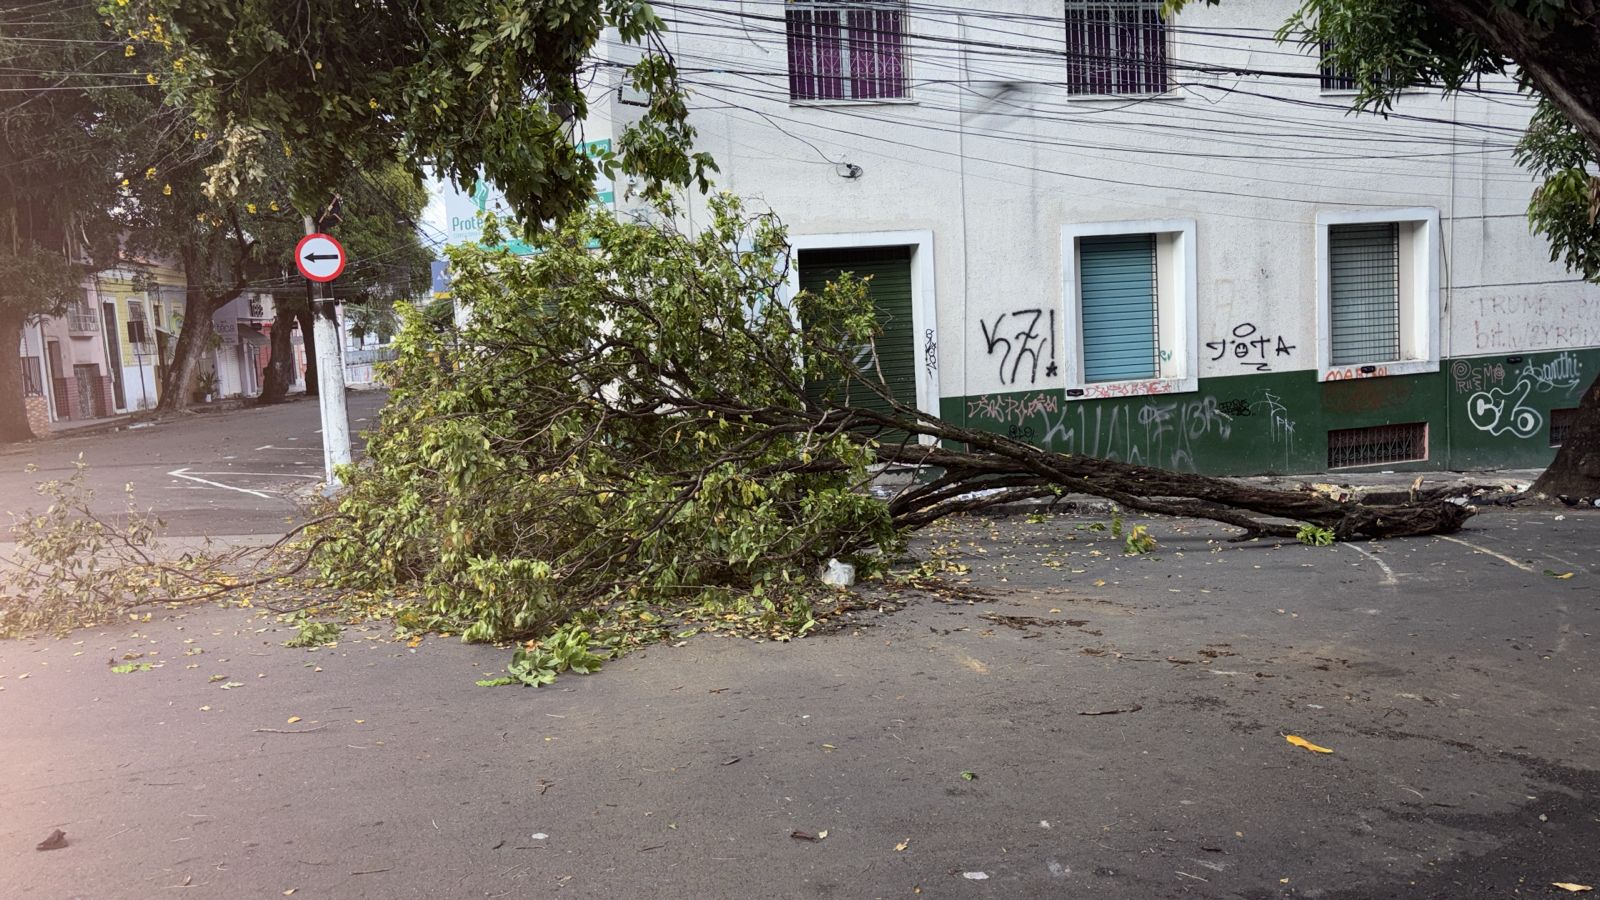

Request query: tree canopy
[{"left": 117, "top": 0, "right": 714, "bottom": 233}]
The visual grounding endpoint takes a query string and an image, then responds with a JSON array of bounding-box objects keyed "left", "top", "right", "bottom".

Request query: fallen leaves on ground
[
  {"left": 1285, "top": 734, "right": 1334, "bottom": 754},
  {"left": 895, "top": 840, "right": 910, "bottom": 852},
  {"left": 35, "top": 829, "right": 67, "bottom": 851},
  {"left": 1552, "top": 884, "right": 1593, "bottom": 893}
]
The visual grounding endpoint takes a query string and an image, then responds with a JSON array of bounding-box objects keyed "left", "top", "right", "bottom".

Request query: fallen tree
[{"left": 313, "top": 198, "right": 1471, "bottom": 644}]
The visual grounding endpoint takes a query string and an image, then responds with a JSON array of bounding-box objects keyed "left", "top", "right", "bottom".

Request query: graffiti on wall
[
  {"left": 1520, "top": 351, "right": 1582, "bottom": 393},
  {"left": 1451, "top": 359, "right": 1508, "bottom": 394},
  {"left": 1038, "top": 395, "right": 1236, "bottom": 471},
  {"left": 1325, "top": 366, "right": 1390, "bottom": 381},
  {"left": 1467, "top": 379, "right": 1543, "bottom": 438},
  {"left": 1471, "top": 296, "right": 1600, "bottom": 352},
  {"left": 978, "top": 308, "right": 1057, "bottom": 385},
  {"left": 923, "top": 329, "right": 938, "bottom": 380},
  {"left": 1205, "top": 323, "right": 1296, "bottom": 372},
  {"left": 1461, "top": 351, "right": 1582, "bottom": 440}
]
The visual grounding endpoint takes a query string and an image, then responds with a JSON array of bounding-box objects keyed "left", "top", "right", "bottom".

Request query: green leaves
[
  {"left": 117, "top": 0, "right": 710, "bottom": 235},
  {"left": 478, "top": 625, "right": 611, "bottom": 687},
  {"left": 1296, "top": 524, "right": 1336, "bottom": 547},
  {"left": 311, "top": 195, "right": 900, "bottom": 665}
]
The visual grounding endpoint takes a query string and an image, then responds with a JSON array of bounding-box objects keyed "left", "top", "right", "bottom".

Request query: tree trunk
[
  {"left": 1530, "top": 370, "right": 1600, "bottom": 500},
  {"left": 156, "top": 297, "right": 209, "bottom": 413},
  {"left": 296, "top": 303, "right": 318, "bottom": 398},
  {"left": 257, "top": 301, "right": 298, "bottom": 404},
  {"left": 0, "top": 313, "right": 36, "bottom": 443}
]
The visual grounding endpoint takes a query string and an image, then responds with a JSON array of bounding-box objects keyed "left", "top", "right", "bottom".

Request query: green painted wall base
[{"left": 940, "top": 349, "right": 1598, "bottom": 475}]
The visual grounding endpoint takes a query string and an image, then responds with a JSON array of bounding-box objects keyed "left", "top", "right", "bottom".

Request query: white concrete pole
[{"left": 304, "top": 215, "right": 352, "bottom": 489}]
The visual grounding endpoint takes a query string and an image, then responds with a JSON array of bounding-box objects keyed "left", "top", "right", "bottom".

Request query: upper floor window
[
  {"left": 1064, "top": 0, "right": 1169, "bottom": 95},
  {"left": 786, "top": 1, "right": 908, "bottom": 102},
  {"left": 1319, "top": 41, "right": 1358, "bottom": 91}
]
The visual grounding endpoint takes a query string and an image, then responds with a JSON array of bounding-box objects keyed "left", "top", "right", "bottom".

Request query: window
[
  {"left": 786, "top": 1, "right": 907, "bottom": 102},
  {"left": 1328, "top": 422, "right": 1427, "bottom": 468},
  {"left": 21, "top": 356, "right": 44, "bottom": 396},
  {"left": 1328, "top": 222, "right": 1399, "bottom": 366},
  {"left": 1319, "top": 41, "right": 1358, "bottom": 91},
  {"left": 1064, "top": 0, "right": 1169, "bottom": 96},
  {"left": 1316, "top": 208, "right": 1439, "bottom": 381},
  {"left": 67, "top": 298, "right": 99, "bottom": 333},
  {"left": 1062, "top": 219, "right": 1198, "bottom": 397}
]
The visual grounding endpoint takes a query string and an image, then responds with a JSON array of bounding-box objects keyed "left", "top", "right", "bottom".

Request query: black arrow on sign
[{"left": 303, "top": 252, "right": 340, "bottom": 262}]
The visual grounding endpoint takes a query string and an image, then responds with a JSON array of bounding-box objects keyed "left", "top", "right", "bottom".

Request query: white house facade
[{"left": 582, "top": 0, "right": 1599, "bottom": 474}]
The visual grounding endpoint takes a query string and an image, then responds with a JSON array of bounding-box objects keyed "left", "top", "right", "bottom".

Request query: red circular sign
[{"left": 295, "top": 233, "right": 346, "bottom": 283}]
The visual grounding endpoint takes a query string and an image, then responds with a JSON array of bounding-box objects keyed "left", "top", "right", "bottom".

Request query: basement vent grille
[
  {"left": 1550, "top": 407, "right": 1580, "bottom": 447},
  {"left": 1327, "top": 422, "right": 1427, "bottom": 469}
]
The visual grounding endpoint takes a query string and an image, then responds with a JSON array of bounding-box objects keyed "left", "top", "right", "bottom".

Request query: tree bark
[
  {"left": 257, "top": 301, "right": 298, "bottom": 404},
  {"left": 156, "top": 295, "right": 210, "bottom": 413},
  {"left": 1530, "top": 369, "right": 1600, "bottom": 500},
  {"left": 295, "top": 303, "right": 319, "bottom": 398},
  {"left": 0, "top": 313, "right": 36, "bottom": 443}
]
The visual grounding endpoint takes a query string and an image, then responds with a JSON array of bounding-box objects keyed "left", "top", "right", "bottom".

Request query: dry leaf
[
  {"left": 407, "top": 636, "right": 423, "bottom": 648},
  {"left": 895, "top": 840, "right": 909, "bottom": 852},
  {"left": 817, "top": 830, "right": 828, "bottom": 839},
  {"left": 1285, "top": 734, "right": 1333, "bottom": 754},
  {"left": 286, "top": 716, "right": 301, "bottom": 725},
  {"left": 1552, "top": 884, "right": 1593, "bottom": 893},
  {"left": 35, "top": 829, "right": 67, "bottom": 851}
]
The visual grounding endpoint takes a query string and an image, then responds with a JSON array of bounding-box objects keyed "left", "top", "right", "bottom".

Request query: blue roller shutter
[
  {"left": 1079, "top": 234, "right": 1157, "bottom": 382},
  {"left": 1328, "top": 222, "right": 1400, "bottom": 366}
]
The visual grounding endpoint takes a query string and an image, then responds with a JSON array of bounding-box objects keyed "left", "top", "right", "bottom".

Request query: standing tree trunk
[
  {"left": 0, "top": 313, "right": 35, "bottom": 442},
  {"left": 257, "top": 301, "right": 298, "bottom": 404},
  {"left": 295, "top": 302, "right": 319, "bottom": 398},
  {"left": 1530, "top": 370, "right": 1600, "bottom": 500},
  {"left": 156, "top": 292, "right": 210, "bottom": 413}
]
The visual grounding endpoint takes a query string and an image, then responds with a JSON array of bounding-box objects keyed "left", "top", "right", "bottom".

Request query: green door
[{"left": 799, "top": 246, "right": 917, "bottom": 446}]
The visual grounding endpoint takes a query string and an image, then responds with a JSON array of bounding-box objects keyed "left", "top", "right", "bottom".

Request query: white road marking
[
  {"left": 1437, "top": 535, "right": 1536, "bottom": 572},
  {"left": 1343, "top": 543, "right": 1398, "bottom": 586},
  {"left": 167, "top": 467, "right": 274, "bottom": 500},
  {"left": 255, "top": 445, "right": 319, "bottom": 452},
  {"left": 183, "top": 470, "right": 323, "bottom": 480}
]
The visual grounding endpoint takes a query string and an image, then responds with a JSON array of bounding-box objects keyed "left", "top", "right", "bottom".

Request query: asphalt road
[
  {"left": 1, "top": 504, "right": 1596, "bottom": 898},
  {"left": 0, "top": 391, "right": 389, "bottom": 537}
]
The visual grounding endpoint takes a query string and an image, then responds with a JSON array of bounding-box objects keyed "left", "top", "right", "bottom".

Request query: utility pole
[{"left": 301, "top": 206, "right": 352, "bottom": 489}]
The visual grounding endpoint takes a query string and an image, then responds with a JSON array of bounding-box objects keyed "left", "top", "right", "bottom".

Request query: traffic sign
[{"left": 295, "top": 233, "right": 346, "bottom": 283}]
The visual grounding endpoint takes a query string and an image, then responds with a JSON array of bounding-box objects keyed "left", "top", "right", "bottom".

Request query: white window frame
[
  {"left": 1314, "top": 207, "right": 1440, "bottom": 383},
  {"left": 783, "top": 230, "right": 939, "bottom": 440},
  {"left": 1060, "top": 218, "right": 1198, "bottom": 401}
]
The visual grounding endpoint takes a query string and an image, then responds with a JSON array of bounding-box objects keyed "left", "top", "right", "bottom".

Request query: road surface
[{"left": 0, "top": 391, "right": 389, "bottom": 537}]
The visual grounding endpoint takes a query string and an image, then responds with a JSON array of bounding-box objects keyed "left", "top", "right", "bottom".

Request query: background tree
[
  {"left": 1174, "top": 0, "right": 1600, "bottom": 497},
  {"left": 119, "top": 122, "right": 433, "bottom": 409},
  {"left": 118, "top": 0, "right": 713, "bottom": 236},
  {"left": 0, "top": 4, "right": 148, "bottom": 441}
]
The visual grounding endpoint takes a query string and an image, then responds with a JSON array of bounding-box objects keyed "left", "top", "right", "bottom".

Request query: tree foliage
[
  {"left": 314, "top": 197, "right": 898, "bottom": 643},
  {"left": 116, "top": 0, "right": 715, "bottom": 233}
]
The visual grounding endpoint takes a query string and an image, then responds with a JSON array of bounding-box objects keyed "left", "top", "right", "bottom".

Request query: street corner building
[{"left": 583, "top": 0, "right": 1599, "bottom": 476}]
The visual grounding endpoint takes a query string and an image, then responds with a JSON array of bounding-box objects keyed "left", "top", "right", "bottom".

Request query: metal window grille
[
  {"left": 1549, "top": 407, "right": 1580, "bottom": 447},
  {"left": 1079, "top": 233, "right": 1160, "bottom": 383},
  {"left": 1319, "top": 41, "right": 1357, "bottom": 90},
  {"left": 1327, "top": 422, "right": 1427, "bottom": 468},
  {"left": 67, "top": 300, "right": 99, "bottom": 332},
  {"left": 21, "top": 356, "right": 44, "bottom": 396},
  {"left": 1064, "top": 0, "right": 1168, "bottom": 95},
  {"left": 787, "top": 1, "right": 907, "bottom": 101},
  {"left": 1328, "top": 222, "right": 1400, "bottom": 366}
]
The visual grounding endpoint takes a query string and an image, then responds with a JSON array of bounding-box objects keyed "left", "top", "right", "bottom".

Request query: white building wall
[{"left": 596, "top": 0, "right": 1599, "bottom": 405}]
